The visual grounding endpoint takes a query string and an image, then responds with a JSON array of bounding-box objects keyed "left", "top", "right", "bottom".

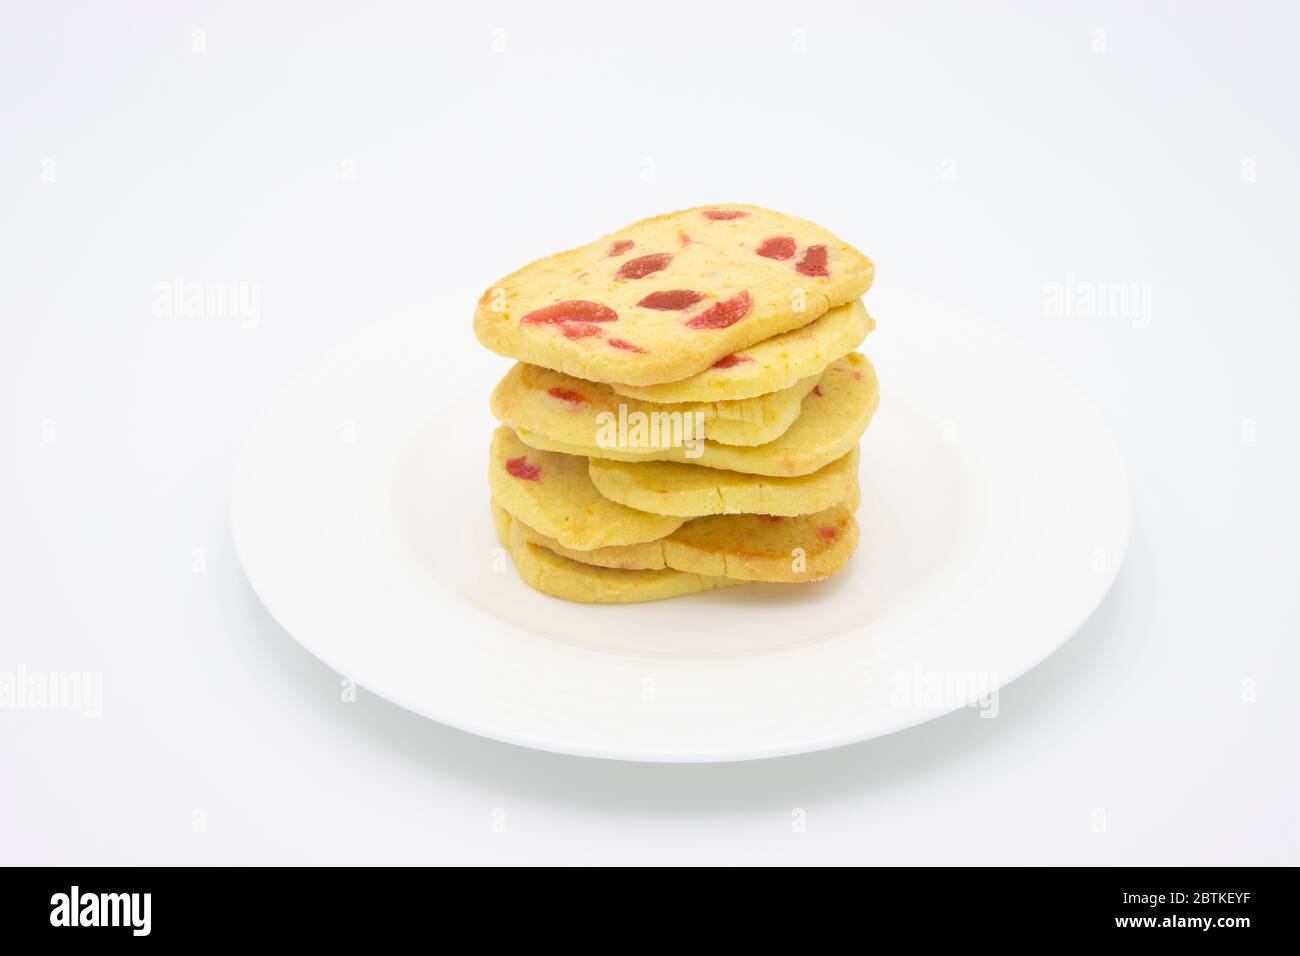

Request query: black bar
[{"left": 0, "top": 866, "right": 1291, "bottom": 942}]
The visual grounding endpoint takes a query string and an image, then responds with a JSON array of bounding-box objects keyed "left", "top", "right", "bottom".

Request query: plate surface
[{"left": 230, "top": 288, "right": 1129, "bottom": 762}]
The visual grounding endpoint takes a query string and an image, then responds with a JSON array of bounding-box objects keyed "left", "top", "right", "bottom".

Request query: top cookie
[{"left": 473, "top": 204, "right": 875, "bottom": 386}]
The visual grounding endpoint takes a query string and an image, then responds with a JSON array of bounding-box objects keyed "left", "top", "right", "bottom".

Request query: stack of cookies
[{"left": 474, "top": 204, "right": 878, "bottom": 604}]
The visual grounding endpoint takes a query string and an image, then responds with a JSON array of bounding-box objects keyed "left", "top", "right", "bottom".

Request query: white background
[{"left": 2, "top": 1, "right": 1297, "bottom": 864}]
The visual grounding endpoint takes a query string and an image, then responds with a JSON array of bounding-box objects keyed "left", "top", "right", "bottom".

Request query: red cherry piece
[
  {"left": 521, "top": 300, "right": 618, "bottom": 326},
  {"left": 755, "top": 236, "right": 796, "bottom": 260},
  {"left": 685, "top": 291, "right": 752, "bottom": 330},
  {"left": 615, "top": 253, "right": 673, "bottom": 280},
  {"left": 703, "top": 210, "right": 747, "bottom": 220},
  {"left": 812, "top": 385, "right": 824, "bottom": 396},
  {"left": 796, "top": 244, "right": 829, "bottom": 277},
  {"left": 506, "top": 457, "right": 541, "bottom": 481},
  {"left": 608, "top": 240, "right": 635, "bottom": 257},
  {"left": 817, "top": 525, "right": 840, "bottom": 541},
  {"left": 561, "top": 323, "right": 603, "bottom": 339},
  {"left": 711, "top": 353, "right": 752, "bottom": 370},
  {"left": 608, "top": 338, "right": 645, "bottom": 353},
  {"left": 638, "top": 289, "right": 706, "bottom": 311},
  {"left": 547, "top": 387, "right": 586, "bottom": 406}
]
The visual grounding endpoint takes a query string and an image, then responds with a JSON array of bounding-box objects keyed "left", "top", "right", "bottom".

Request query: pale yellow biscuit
[
  {"left": 611, "top": 300, "right": 874, "bottom": 404},
  {"left": 487, "top": 425, "right": 683, "bottom": 550},
  {"left": 588, "top": 446, "right": 860, "bottom": 517},
  {"left": 473, "top": 204, "right": 874, "bottom": 386},
  {"left": 499, "top": 489, "right": 860, "bottom": 584},
  {"left": 490, "top": 362, "right": 819, "bottom": 450},
  {"left": 493, "top": 501, "right": 741, "bottom": 604},
  {"left": 515, "top": 353, "right": 879, "bottom": 477},
  {"left": 662, "top": 497, "right": 860, "bottom": 583},
  {"left": 498, "top": 499, "right": 669, "bottom": 570}
]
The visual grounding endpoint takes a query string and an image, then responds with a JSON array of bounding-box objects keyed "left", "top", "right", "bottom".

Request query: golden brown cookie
[
  {"left": 493, "top": 501, "right": 741, "bottom": 604},
  {"left": 498, "top": 485, "right": 860, "bottom": 583},
  {"left": 473, "top": 204, "right": 874, "bottom": 385},
  {"left": 487, "top": 425, "right": 683, "bottom": 550},
  {"left": 490, "top": 362, "right": 818, "bottom": 450},
  {"left": 587, "top": 446, "right": 860, "bottom": 518},
  {"left": 610, "top": 300, "right": 874, "bottom": 403},
  {"left": 515, "top": 353, "right": 879, "bottom": 477}
]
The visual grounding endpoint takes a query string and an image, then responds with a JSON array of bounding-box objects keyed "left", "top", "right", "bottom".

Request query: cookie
[
  {"left": 611, "top": 300, "right": 874, "bottom": 404},
  {"left": 588, "top": 446, "right": 860, "bottom": 517},
  {"left": 487, "top": 425, "right": 683, "bottom": 550},
  {"left": 661, "top": 496, "right": 860, "bottom": 582},
  {"left": 500, "top": 489, "right": 861, "bottom": 583},
  {"left": 493, "top": 501, "right": 741, "bottom": 604},
  {"left": 473, "top": 204, "right": 875, "bottom": 386},
  {"left": 490, "top": 362, "right": 820, "bottom": 451},
  {"left": 515, "top": 353, "right": 878, "bottom": 477},
  {"left": 496, "top": 498, "right": 670, "bottom": 570}
]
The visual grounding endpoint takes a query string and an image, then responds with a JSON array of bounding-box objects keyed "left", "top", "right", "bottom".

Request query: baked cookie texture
[
  {"left": 493, "top": 501, "right": 741, "bottom": 605},
  {"left": 514, "top": 353, "right": 878, "bottom": 477},
  {"left": 490, "top": 361, "right": 819, "bottom": 450},
  {"left": 587, "top": 446, "right": 860, "bottom": 517},
  {"left": 497, "top": 486, "right": 860, "bottom": 583},
  {"left": 488, "top": 425, "right": 683, "bottom": 550},
  {"left": 473, "top": 204, "right": 875, "bottom": 386},
  {"left": 474, "top": 205, "right": 878, "bottom": 603},
  {"left": 611, "top": 299, "right": 874, "bottom": 404}
]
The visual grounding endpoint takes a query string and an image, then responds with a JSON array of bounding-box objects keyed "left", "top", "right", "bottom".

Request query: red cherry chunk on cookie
[
  {"left": 607, "top": 240, "right": 635, "bottom": 257},
  {"left": 547, "top": 387, "right": 586, "bottom": 405},
  {"left": 506, "top": 456, "right": 541, "bottom": 481},
  {"left": 755, "top": 236, "right": 796, "bottom": 261},
  {"left": 702, "top": 210, "right": 747, "bottom": 220},
  {"left": 796, "top": 244, "right": 829, "bottom": 277},
  {"left": 711, "top": 353, "right": 752, "bottom": 369},
  {"left": 685, "top": 291, "right": 752, "bottom": 330},
  {"left": 638, "top": 290, "right": 706, "bottom": 311},
  {"left": 608, "top": 338, "right": 645, "bottom": 353},
  {"left": 561, "top": 323, "right": 603, "bottom": 339},
  {"left": 521, "top": 300, "right": 618, "bottom": 326},
  {"left": 615, "top": 253, "right": 673, "bottom": 280}
]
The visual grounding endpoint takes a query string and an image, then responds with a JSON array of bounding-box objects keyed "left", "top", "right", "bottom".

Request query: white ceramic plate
[{"left": 230, "top": 287, "right": 1129, "bottom": 762}]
